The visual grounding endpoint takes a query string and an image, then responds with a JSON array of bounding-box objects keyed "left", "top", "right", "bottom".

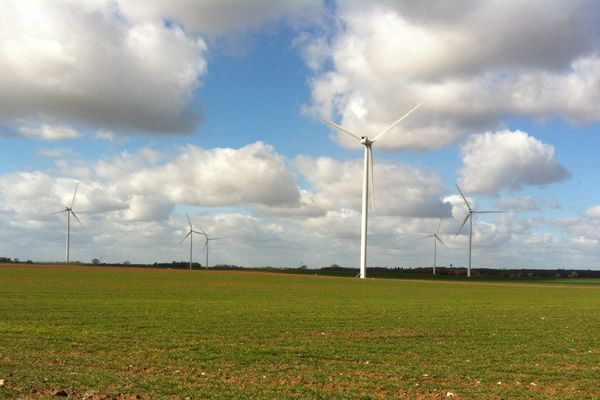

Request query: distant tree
[
  {"left": 123, "top": 261, "right": 131, "bottom": 265},
  {"left": 299, "top": 265, "right": 308, "bottom": 270},
  {"left": 92, "top": 258, "right": 101, "bottom": 265}
]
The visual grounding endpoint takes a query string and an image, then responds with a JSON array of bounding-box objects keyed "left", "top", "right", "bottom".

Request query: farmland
[{"left": 0, "top": 264, "right": 599, "bottom": 399}]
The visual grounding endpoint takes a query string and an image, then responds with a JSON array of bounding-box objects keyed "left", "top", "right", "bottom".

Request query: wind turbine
[
  {"left": 424, "top": 219, "right": 447, "bottom": 275},
  {"left": 455, "top": 184, "right": 503, "bottom": 277},
  {"left": 199, "top": 228, "right": 221, "bottom": 269},
  {"left": 52, "top": 182, "right": 83, "bottom": 265},
  {"left": 180, "top": 213, "right": 203, "bottom": 270},
  {"left": 322, "top": 101, "right": 424, "bottom": 279}
]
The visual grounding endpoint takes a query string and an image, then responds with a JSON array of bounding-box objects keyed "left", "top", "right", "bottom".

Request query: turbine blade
[
  {"left": 436, "top": 218, "right": 442, "bottom": 234},
  {"left": 70, "top": 182, "right": 79, "bottom": 209},
  {"left": 186, "top": 213, "right": 192, "bottom": 229},
  {"left": 203, "top": 240, "right": 208, "bottom": 250},
  {"left": 474, "top": 210, "right": 504, "bottom": 214},
  {"left": 436, "top": 235, "right": 448, "bottom": 249},
  {"left": 455, "top": 184, "right": 472, "bottom": 210},
  {"left": 368, "top": 146, "right": 375, "bottom": 212},
  {"left": 210, "top": 237, "right": 222, "bottom": 240},
  {"left": 455, "top": 213, "right": 471, "bottom": 237},
  {"left": 321, "top": 119, "right": 361, "bottom": 140},
  {"left": 372, "top": 100, "right": 424, "bottom": 142},
  {"left": 71, "top": 210, "right": 84, "bottom": 228},
  {"left": 179, "top": 231, "right": 191, "bottom": 244},
  {"left": 51, "top": 210, "right": 67, "bottom": 215},
  {"left": 423, "top": 234, "right": 435, "bottom": 238}
]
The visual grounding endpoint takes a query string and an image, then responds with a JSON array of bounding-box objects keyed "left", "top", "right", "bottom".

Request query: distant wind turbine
[
  {"left": 455, "top": 184, "right": 503, "bottom": 277},
  {"left": 322, "top": 101, "right": 424, "bottom": 279},
  {"left": 180, "top": 213, "right": 203, "bottom": 270},
  {"left": 199, "top": 227, "right": 221, "bottom": 269},
  {"left": 424, "top": 219, "right": 447, "bottom": 275},
  {"left": 52, "top": 183, "right": 83, "bottom": 265}
]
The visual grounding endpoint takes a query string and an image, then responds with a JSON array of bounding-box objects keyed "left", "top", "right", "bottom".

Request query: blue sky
[{"left": 2, "top": 0, "right": 600, "bottom": 269}]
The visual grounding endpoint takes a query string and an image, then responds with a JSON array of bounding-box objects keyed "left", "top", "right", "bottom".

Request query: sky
[{"left": 2, "top": 0, "right": 600, "bottom": 269}]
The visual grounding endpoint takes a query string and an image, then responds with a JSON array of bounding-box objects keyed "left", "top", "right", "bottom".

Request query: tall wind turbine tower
[
  {"left": 322, "top": 101, "right": 424, "bottom": 279},
  {"left": 424, "top": 219, "right": 447, "bottom": 275},
  {"left": 53, "top": 183, "right": 83, "bottom": 265},
  {"left": 180, "top": 213, "right": 202, "bottom": 270},
  {"left": 455, "top": 184, "right": 503, "bottom": 277},
  {"left": 199, "top": 228, "right": 221, "bottom": 269}
]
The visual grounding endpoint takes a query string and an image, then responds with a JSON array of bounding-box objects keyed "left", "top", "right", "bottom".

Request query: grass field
[{"left": 0, "top": 265, "right": 599, "bottom": 399}]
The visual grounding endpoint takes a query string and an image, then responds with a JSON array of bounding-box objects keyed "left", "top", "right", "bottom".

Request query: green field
[{"left": 1, "top": 265, "right": 599, "bottom": 399}]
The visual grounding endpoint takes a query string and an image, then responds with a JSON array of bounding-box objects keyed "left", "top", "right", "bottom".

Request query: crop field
[{"left": 0, "top": 265, "right": 599, "bottom": 399}]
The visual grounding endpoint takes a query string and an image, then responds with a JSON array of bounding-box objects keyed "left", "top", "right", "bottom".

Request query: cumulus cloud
[
  {"left": 0, "top": 158, "right": 597, "bottom": 268},
  {"left": 122, "top": 142, "right": 301, "bottom": 207},
  {"left": 94, "top": 130, "right": 126, "bottom": 145},
  {"left": 119, "top": 0, "right": 324, "bottom": 36},
  {"left": 19, "top": 124, "right": 81, "bottom": 140},
  {"left": 586, "top": 205, "right": 600, "bottom": 218},
  {"left": 252, "top": 190, "right": 328, "bottom": 218},
  {"left": 303, "top": 1, "right": 600, "bottom": 150},
  {"left": 458, "top": 130, "right": 570, "bottom": 195},
  {"left": 0, "top": 141, "right": 301, "bottom": 227},
  {"left": 296, "top": 208, "right": 360, "bottom": 240},
  {"left": 296, "top": 155, "right": 450, "bottom": 217},
  {"left": 123, "top": 195, "right": 173, "bottom": 222},
  {"left": 0, "top": 141, "right": 304, "bottom": 265},
  {"left": 0, "top": 172, "right": 126, "bottom": 220},
  {"left": 496, "top": 196, "right": 540, "bottom": 212},
  {"left": 0, "top": 0, "right": 207, "bottom": 135},
  {"left": 37, "top": 148, "right": 75, "bottom": 158}
]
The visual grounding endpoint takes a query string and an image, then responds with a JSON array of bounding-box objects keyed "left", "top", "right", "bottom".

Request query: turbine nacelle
[{"left": 360, "top": 136, "right": 372, "bottom": 146}]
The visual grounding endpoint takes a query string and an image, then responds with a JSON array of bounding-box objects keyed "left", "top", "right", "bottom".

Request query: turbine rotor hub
[{"left": 360, "top": 136, "right": 372, "bottom": 145}]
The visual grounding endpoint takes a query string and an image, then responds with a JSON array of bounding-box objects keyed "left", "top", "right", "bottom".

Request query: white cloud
[
  {"left": 0, "top": 0, "right": 207, "bottom": 134},
  {"left": 496, "top": 196, "right": 540, "bottom": 212},
  {"left": 2, "top": 1, "right": 599, "bottom": 269},
  {"left": 122, "top": 142, "right": 300, "bottom": 207},
  {"left": 94, "top": 130, "right": 126, "bottom": 144},
  {"left": 123, "top": 195, "right": 173, "bottom": 222},
  {"left": 85, "top": 142, "right": 301, "bottom": 210},
  {"left": 296, "top": 155, "right": 450, "bottom": 217},
  {"left": 586, "top": 205, "right": 600, "bottom": 218},
  {"left": 458, "top": 130, "right": 570, "bottom": 195},
  {"left": 303, "top": 1, "right": 600, "bottom": 150},
  {"left": 118, "top": 0, "right": 323, "bottom": 36},
  {"left": 0, "top": 156, "right": 598, "bottom": 269},
  {"left": 252, "top": 190, "right": 328, "bottom": 218},
  {"left": 19, "top": 124, "right": 81, "bottom": 140},
  {"left": 296, "top": 208, "right": 360, "bottom": 240},
  {"left": 37, "top": 148, "right": 74, "bottom": 158}
]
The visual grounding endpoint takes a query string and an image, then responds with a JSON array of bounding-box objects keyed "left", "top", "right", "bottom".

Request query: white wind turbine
[
  {"left": 52, "top": 183, "right": 83, "bottom": 265},
  {"left": 180, "top": 213, "right": 203, "bottom": 270},
  {"left": 455, "top": 184, "right": 503, "bottom": 278},
  {"left": 199, "top": 228, "right": 221, "bottom": 269},
  {"left": 322, "top": 101, "right": 424, "bottom": 279},
  {"left": 424, "top": 219, "right": 447, "bottom": 275}
]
